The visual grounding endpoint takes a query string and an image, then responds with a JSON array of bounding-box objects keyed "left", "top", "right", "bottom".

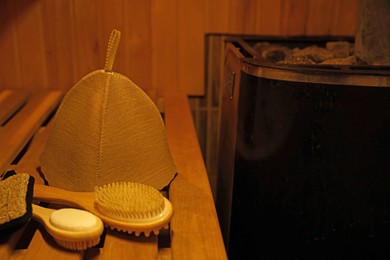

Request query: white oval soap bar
[{"left": 49, "top": 208, "right": 98, "bottom": 231}]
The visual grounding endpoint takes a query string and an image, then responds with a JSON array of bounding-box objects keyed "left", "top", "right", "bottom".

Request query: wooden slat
[
  {"left": 204, "top": 35, "right": 227, "bottom": 199},
  {"left": 204, "top": 0, "right": 230, "bottom": 33},
  {"left": 98, "top": 230, "right": 158, "bottom": 259},
  {"left": 227, "top": 0, "right": 255, "bottom": 34},
  {"left": 97, "top": 0, "right": 126, "bottom": 76},
  {"left": 4, "top": 124, "right": 46, "bottom": 259},
  {"left": 124, "top": 0, "right": 152, "bottom": 90},
  {"left": 280, "top": 0, "right": 310, "bottom": 35},
  {"left": 255, "top": 0, "right": 282, "bottom": 35},
  {"left": 0, "top": 1, "right": 22, "bottom": 89},
  {"left": 226, "top": 0, "right": 281, "bottom": 35},
  {"left": 305, "top": 0, "right": 337, "bottom": 35},
  {"left": 41, "top": 0, "right": 76, "bottom": 91},
  {"left": 0, "top": 90, "right": 62, "bottom": 175},
  {"left": 0, "top": 90, "right": 13, "bottom": 103},
  {"left": 23, "top": 227, "right": 82, "bottom": 259},
  {"left": 0, "top": 90, "right": 29, "bottom": 125},
  {"left": 23, "top": 224, "right": 157, "bottom": 259},
  {"left": 151, "top": 0, "right": 178, "bottom": 97},
  {"left": 164, "top": 92, "right": 227, "bottom": 259},
  {"left": 14, "top": 0, "right": 48, "bottom": 89},
  {"left": 11, "top": 127, "right": 49, "bottom": 184},
  {"left": 8, "top": 247, "right": 26, "bottom": 260},
  {"left": 177, "top": 0, "right": 205, "bottom": 95},
  {"left": 69, "top": 1, "right": 100, "bottom": 81},
  {"left": 0, "top": 226, "right": 27, "bottom": 260},
  {"left": 330, "top": 0, "right": 359, "bottom": 36},
  {"left": 0, "top": 0, "right": 360, "bottom": 96}
]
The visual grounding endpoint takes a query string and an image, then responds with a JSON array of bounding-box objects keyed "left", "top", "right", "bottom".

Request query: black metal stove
[{"left": 217, "top": 36, "right": 390, "bottom": 259}]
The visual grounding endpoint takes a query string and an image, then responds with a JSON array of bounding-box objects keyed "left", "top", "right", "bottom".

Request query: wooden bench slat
[
  {"left": 0, "top": 91, "right": 62, "bottom": 175},
  {"left": 23, "top": 227, "right": 83, "bottom": 259},
  {"left": 0, "top": 90, "right": 30, "bottom": 126},
  {"left": 164, "top": 92, "right": 227, "bottom": 259},
  {"left": 19, "top": 213, "right": 159, "bottom": 259},
  {"left": 0, "top": 90, "right": 13, "bottom": 103},
  {"left": 11, "top": 127, "right": 50, "bottom": 184},
  {"left": 0, "top": 226, "right": 27, "bottom": 260},
  {"left": 98, "top": 230, "right": 158, "bottom": 259}
]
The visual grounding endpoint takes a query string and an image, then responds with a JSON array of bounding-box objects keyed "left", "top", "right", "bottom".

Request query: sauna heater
[{"left": 216, "top": 36, "right": 390, "bottom": 259}]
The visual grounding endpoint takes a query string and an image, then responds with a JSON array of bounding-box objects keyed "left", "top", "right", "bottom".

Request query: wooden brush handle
[
  {"left": 32, "top": 204, "right": 53, "bottom": 224},
  {"left": 33, "top": 184, "right": 96, "bottom": 212},
  {"left": 33, "top": 184, "right": 113, "bottom": 227}
]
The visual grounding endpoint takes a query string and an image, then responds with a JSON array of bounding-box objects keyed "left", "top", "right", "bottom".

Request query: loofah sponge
[
  {"left": 40, "top": 29, "right": 177, "bottom": 191},
  {"left": 0, "top": 172, "right": 34, "bottom": 232}
]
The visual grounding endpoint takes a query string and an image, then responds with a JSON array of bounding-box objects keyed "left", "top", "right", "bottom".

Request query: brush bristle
[
  {"left": 95, "top": 182, "right": 165, "bottom": 222},
  {"left": 0, "top": 172, "right": 34, "bottom": 232},
  {"left": 54, "top": 237, "right": 100, "bottom": 250},
  {"left": 105, "top": 223, "right": 169, "bottom": 237}
]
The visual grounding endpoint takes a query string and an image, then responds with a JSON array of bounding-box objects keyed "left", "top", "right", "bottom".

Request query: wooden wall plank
[
  {"left": 151, "top": 0, "right": 178, "bottom": 96},
  {"left": 124, "top": 0, "right": 152, "bottom": 90},
  {"left": 41, "top": 0, "right": 75, "bottom": 90},
  {"left": 227, "top": 0, "right": 282, "bottom": 35},
  {"left": 14, "top": 0, "right": 48, "bottom": 89},
  {"left": 0, "top": 1, "right": 22, "bottom": 89},
  {"left": 228, "top": 0, "right": 258, "bottom": 34},
  {"left": 98, "top": 0, "right": 126, "bottom": 75},
  {"left": 255, "top": 0, "right": 282, "bottom": 35},
  {"left": 0, "top": 0, "right": 360, "bottom": 95},
  {"left": 178, "top": 0, "right": 205, "bottom": 95},
  {"left": 330, "top": 0, "right": 359, "bottom": 36},
  {"left": 305, "top": 0, "right": 337, "bottom": 35},
  {"left": 280, "top": 0, "right": 310, "bottom": 35},
  {"left": 69, "top": 1, "right": 100, "bottom": 82},
  {"left": 205, "top": 0, "right": 230, "bottom": 33}
]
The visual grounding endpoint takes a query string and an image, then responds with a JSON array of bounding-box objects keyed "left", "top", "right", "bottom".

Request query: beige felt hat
[{"left": 40, "top": 30, "right": 177, "bottom": 191}]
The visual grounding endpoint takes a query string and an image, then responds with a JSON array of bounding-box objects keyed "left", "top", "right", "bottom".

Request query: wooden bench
[{"left": 0, "top": 89, "right": 227, "bottom": 259}]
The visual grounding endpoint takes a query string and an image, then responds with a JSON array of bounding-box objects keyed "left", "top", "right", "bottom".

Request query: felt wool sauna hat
[{"left": 40, "top": 30, "right": 177, "bottom": 192}]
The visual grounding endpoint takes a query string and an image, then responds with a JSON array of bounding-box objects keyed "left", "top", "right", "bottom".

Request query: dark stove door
[{"left": 229, "top": 72, "right": 390, "bottom": 259}]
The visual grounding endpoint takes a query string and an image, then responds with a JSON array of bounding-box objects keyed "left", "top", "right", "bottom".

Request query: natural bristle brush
[
  {"left": 32, "top": 204, "right": 104, "bottom": 250},
  {"left": 33, "top": 182, "right": 173, "bottom": 236}
]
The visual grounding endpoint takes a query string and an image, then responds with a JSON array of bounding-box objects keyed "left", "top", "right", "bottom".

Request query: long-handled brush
[
  {"left": 0, "top": 173, "right": 104, "bottom": 250},
  {"left": 33, "top": 181, "right": 173, "bottom": 237}
]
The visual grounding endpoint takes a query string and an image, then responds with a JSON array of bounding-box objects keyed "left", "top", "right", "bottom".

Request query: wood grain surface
[
  {"left": 165, "top": 92, "right": 227, "bottom": 259},
  {"left": 0, "top": 0, "right": 359, "bottom": 96},
  {"left": 0, "top": 90, "right": 226, "bottom": 259}
]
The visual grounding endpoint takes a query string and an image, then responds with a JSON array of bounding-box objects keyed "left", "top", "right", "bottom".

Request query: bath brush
[
  {"left": 33, "top": 182, "right": 173, "bottom": 236},
  {"left": 32, "top": 204, "right": 104, "bottom": 250}
]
